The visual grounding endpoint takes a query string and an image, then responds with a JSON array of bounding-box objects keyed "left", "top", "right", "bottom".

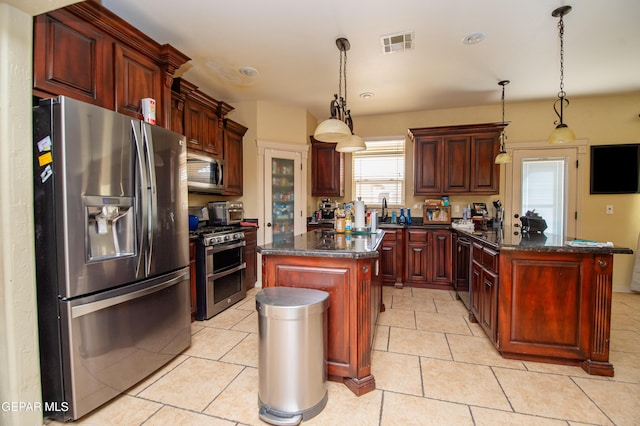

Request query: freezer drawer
[{"left": 45, "top": 268, "right": 191, "bottom": 421}]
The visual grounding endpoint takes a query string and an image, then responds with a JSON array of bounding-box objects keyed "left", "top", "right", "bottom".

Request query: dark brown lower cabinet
[
  {"left": 471, "top": 241, "right": 499, "bottom": 341},
  {"left": 243, "top": 228, "right": 257, "bottom": 290},
  {"left": 189, "top": 240, "right": 197, "bottom": 321},
  {"left": 380, "top": 228, "right": 403, "bottom": 287},
  {"left": 404, "top": 228, "right": 453, "bottom": 289}
]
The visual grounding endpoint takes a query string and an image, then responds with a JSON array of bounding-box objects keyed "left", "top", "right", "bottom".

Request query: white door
[{"left": 504, "top": 143, "right": 585, "bottom": 240}]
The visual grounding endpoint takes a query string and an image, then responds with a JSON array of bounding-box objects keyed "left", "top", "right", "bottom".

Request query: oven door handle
[
  {"left": 211, "top": 262, "right": 246, "bottom": 281},
  {"left": 209, "top": 240, "right": 246, "bottom": 253}
]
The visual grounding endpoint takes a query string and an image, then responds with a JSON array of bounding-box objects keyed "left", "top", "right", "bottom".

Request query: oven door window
[
  {"left": 209, "top": 269, "right": 244, "bottom": 305},
  {"left": 205, "top": 242, "right": 244, "bottom": 274}
]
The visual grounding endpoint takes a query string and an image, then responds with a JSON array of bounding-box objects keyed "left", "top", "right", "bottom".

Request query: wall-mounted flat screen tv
[{"left": 590, "top": 143, "right": 640, "bottom": 194}]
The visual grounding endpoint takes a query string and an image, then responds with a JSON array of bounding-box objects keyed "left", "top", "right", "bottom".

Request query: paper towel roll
[{"left": 354, "top": 200, "right": 365, "bottom": 230}]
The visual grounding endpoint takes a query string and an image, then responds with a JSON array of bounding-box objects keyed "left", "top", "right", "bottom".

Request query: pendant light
[
  {"left": 495, "top": 80, "right": 512, "bottom": 164},
  {"left": 314, "top": 38, "right": 365, "bottom": 152},
  {"left": 548, "top": 5, "right": 576, "bottom": 144}
]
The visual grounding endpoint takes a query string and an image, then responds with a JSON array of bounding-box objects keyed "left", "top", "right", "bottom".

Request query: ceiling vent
[{"left": 381, "top": 31, "right": 414, "bottom": 54}]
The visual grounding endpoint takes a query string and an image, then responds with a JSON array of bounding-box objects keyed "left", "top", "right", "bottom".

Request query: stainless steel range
[{"left": 192, "top": 226, "right": 246, "bottom": 320}]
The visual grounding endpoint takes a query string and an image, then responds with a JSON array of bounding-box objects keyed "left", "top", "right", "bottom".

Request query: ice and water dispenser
[{"left": 85, "top": 196, "right": 135, "bottom": 261}]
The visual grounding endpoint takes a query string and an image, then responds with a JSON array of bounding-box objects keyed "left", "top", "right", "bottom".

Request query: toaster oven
[{"left": 208, "top": 201, "right": 243, "bottom": 225}]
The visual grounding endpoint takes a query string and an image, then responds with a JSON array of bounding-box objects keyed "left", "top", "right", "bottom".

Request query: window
[
  {"left": 521, "top": 158, "right": 566, "bottom": 235},
  {"left": 352, "top": 137, "right": 405, "bottom": 205}
]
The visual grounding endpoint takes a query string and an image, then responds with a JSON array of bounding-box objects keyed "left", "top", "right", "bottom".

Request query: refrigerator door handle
[
  {"left": 132, "top": 120, "right": 147, "bottom": 277},
  {"left": 70, "top": 271, "right": 188, "bottom": 318},
  {"left": 142, "top": 123, "right": 158, "bottom": 274}
]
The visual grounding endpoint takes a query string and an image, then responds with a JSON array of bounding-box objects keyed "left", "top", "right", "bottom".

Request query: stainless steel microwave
[{"left": 187, "top": 152, "right": 224, "bottom": 193}]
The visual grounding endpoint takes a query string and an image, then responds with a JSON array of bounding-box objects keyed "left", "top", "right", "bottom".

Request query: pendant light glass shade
[
  {"left": 313, "top": 118, "right": 351, "bottom": 143},
  {"left": 494, "top": 151, "right": 512, "bottom": 164},
  {"left": 336, "top": 134, "right": 366, "bottom": 152},
  {"left": 548, "top": 124, "right": 576, "bottom": 144}
]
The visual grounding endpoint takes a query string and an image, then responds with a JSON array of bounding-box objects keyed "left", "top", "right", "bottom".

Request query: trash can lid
[{"left": 256, "top": 287, "right": 330, "bottom": 318}]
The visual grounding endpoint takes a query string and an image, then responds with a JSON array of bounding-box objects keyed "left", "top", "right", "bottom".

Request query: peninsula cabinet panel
[
  {"left": 311, "top": 138, "right": 344, "bottom": 197},
  {"left": 33, "top": 10, "right": 113, "bottom": 109},
  {"left": 114, "top": 44, "right": 164, "bottom": 121}
]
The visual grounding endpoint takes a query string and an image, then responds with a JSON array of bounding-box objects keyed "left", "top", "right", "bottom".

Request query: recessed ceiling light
[
  {"left": 360, "top": 92, "right": 375, "bottom": 99},
  {"left": 463, "top": 32, "right": 486, "bottom": 45},
  {"left": 239, "top": 66, "right": 258, "bottom": 77}
]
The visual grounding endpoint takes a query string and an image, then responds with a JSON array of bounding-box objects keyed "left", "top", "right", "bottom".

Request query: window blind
[{"left": 352, "top": 138, "right": 405, "bottom": 205}]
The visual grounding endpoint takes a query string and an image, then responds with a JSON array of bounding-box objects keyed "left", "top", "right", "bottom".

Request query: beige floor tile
[
  {"left": 377, "top": 308, "right": 416, "bottom": 329},
  {"left": 231, "top": 310, "right": 259, "bottom": 333},
  {"left": 609, "top": 350, "right": 640, "bottom": 384},
  {"left": 421, "top": 358, "right": 511, "bottom": 410},
  {"left": 574, "top": 377, "right": 640, "bottom": 426},
  {"left": 125, "top": 354, "right": 188, "bottom": 396},
  {"left": 493, "top": 368, "right": 612, "bottom": 424},
  {"left": 447, "top": 333, "right": 526, "bottom": 369},
  {"left": 381, "top": 391, "right": 473, "bottom": 426},
  {"left": 388, "top": 327, "right": 452, "bottom": 360},
  {"left": 471, "top": 406, "right": 568, "bottom": 425},
  {"left": 182, "top": 327, "right": 248, "bottom": 360},
  {"left": 411, "top": 287, "right": 456, "bottom": 300},
  {"left": 305, "top": 382, "right": 383, "bottom": 426},
  {"left": 373, "top": 324, "right": 390, "bottom": 351},
  {"left": 521, "top": 360, "right": 596, "bottom": 378},
  {"left": 63, "top": 394, "right": 161, "bottom": 425},
  {"left": 231, "top": 291, "right": 258, "bottom": 311},
  {"left": 191, "top": 323, "right": 205, "bottom": 335},
  {"left": 145, "top": 405, "right": 235, "bottom": 426},
  {"left": 372, "top": 350, "right": 422, "bottom": 395},
  {"left": 464, "top": 317, "right": 486, "bottom": 337},
  {"left": 611, "top": 312, "right": 640, "bottom": 331},
  {"left": 415, "top": 311, "right": 472, "bottom": 335},
  {"left": 434, "top": 298, "right": 470, "bottom": 315},
  {"left": 610, "top": 329, "right": 640, "bottom": 352},
  {"left": 138, "top": 357, "right": 243, "bottom": 412},
  {"left": 383, "top": 285, "right": 409, "bottom": 297},
  {"left": 199, "top": 307, "right": 252, "bottom": 329},
  {"left": 220, "top": 332, "right": 258, "bottom": 367},
  {"left": 392, "top": 294, "right": 437, "bottom": 312},
  {"left": 203, "top": 367, "right": 262, "bottom": 425}
]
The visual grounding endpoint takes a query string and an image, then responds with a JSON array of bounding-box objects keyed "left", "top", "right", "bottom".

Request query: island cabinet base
[
  {"left": 497, "top": 250, "right": 614, "bottom": 376},
  {"left": 261, "top": 254, "right": 383, "bottom": 396}
]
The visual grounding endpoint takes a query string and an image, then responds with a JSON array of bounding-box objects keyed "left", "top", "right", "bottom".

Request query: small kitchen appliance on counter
[
  {"left": 519, "top": 210, "right": 548, "bottom": 234},
  {"left": 208, "top": 201, "right": 244, "bottom": 225},
  {"left": 318, "top": 198, "right": 338, "bottom": 224}
]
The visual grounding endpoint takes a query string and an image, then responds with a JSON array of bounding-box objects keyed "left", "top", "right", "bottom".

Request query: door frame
[{"left": 503, "top": 139, "right": 587, "bottom": 239}]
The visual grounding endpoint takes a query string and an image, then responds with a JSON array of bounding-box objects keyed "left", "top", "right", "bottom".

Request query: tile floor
[{"left": 46, "top": 287, "right": 640, "bottom": 426}]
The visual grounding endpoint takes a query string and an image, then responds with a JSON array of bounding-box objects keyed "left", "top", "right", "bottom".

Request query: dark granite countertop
[
  {"left": 257, "top": 229, "right": 385, "bottom": 259},
  {"left": 454, "top": 228, "right": 633, "bottom": 255}
]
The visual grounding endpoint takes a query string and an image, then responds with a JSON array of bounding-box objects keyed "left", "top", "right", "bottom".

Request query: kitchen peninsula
[
  {"left": 456, "top": 229, "right": 633, "bottom": 376},
  {"left": 257, "top": 229, "right": 385, "bottom": 396}
]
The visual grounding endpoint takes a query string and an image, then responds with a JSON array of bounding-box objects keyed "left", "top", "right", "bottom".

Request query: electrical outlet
[
  {"left": 606, "top": 205, "right": 614, "bottom": 215},
  {"left": 454, "top": 205, "right": 460, "bottom": 214}
]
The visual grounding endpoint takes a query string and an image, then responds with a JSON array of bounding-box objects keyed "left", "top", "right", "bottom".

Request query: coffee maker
[
  {"left": 319, "top": 198, "right": 337, "bottom": 223},
  {"left": 492, "top": 200, "right": 504, "bottom": 229}
]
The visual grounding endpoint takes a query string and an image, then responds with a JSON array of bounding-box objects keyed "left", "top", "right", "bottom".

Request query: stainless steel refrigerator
[{"left": 33, "top": 96, "right": 191, "bottom": 421}]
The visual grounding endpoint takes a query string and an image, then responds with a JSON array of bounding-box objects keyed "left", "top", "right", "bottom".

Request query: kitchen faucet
[{"left": 381, "top": 197, "right": 388, "bottom": 222}]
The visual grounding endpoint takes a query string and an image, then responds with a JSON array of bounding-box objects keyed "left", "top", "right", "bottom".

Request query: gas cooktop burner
[{"left": 192, "top": 225, "right": 245, "bottom": 246}]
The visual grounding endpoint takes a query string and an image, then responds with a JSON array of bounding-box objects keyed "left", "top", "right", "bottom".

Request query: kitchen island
[
  {"left": 258, "top": 229, "right": 385, "bottom": 396},
  {"left": 455, "top": 229, "right": 633, "bottom": 376}
]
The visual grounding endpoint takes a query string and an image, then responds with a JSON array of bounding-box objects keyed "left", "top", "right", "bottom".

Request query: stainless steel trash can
[{"left": 256, "top": 287, "right": 330, "bottom": 425}]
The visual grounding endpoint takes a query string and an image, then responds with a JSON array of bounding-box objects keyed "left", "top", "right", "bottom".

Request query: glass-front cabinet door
[
  {"left": 263, "top": 148, "right": 305, "bottom": 245},
  {"left": 271, "top": 158, "right": 295, "bottom": 242}
]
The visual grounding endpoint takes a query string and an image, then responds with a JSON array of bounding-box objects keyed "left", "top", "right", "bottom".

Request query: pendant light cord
[{"left": 558, "top": 14, "right": 566, "bottom": 99}]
